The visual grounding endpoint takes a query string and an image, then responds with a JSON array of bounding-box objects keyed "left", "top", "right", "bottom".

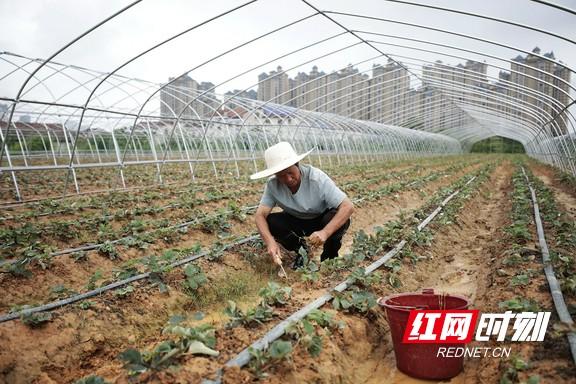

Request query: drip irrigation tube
[
  {"left": 521, "top": 167, "right": 576, "bottom": 365},
  {"left": 0, "top": 234, "right": 259, "bottom": 323},
  {"left": 202, "top": 175, "right": 478, "bottom": 384}
]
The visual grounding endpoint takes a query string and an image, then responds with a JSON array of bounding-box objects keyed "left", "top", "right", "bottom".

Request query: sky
[{"left": 0, "top": 0, "right": 574, "bottom": 105}]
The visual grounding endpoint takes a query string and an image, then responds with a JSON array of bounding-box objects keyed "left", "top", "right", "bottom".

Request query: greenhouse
[
  {"left": 0, "top": 1, "right": 575, "bottom": 383},
  {"left": 1, "top": 0, "right": 574, "bottom": 202}
]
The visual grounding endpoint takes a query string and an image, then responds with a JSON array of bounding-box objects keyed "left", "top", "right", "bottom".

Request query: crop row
[
  {"left": 0, "top": 154, "right": 476, "bottom": 215},
  {"left": 0, "top": 159, "right": 490, "bottom": 317},
  {"left": 0, "top": 158, "right": 480, "bottom": 273},
  {"left": 1, "top": 161, "right": 496, "bottom": 384},
  {"left": 68, "top": 162, "right": 496, "bottom": 383}
]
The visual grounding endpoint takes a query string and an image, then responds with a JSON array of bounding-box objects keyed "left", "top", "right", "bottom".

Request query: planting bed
[{"left": 0, "top": 155, "right": 574, "bottom": 384}]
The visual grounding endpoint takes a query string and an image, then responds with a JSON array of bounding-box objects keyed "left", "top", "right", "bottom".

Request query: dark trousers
[{"left": 266, "top": 209, "right": 350, "bottom": 261}]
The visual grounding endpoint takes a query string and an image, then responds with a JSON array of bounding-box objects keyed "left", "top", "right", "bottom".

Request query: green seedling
[
  {"left": 498, "top": 297, "right": 541, "bottom": 312},
  {"left": 98, "top": 241, "right": 119, "bottom": 260},
  {"left": 74, "top": 375, "right": 110, "bottom": 384},
  {"left": 510, "top": 274, "right": 530, "bottom": 286},
  {"left": 21, "top": 312, "right": 53, "bottom": 327},
  {"left": 223, "top": 300, "right": 275, "bottom": 328},
  {"left": 183, "top": 264, "right": 207, "bottom": 293},
  {"left": 258, "top": 282, "right": 291, "bottom": 306},
  {"left": 142, "top": 254, "right": 172, "bottom": 293},
  {"left": 85, "top": 270, "right": 104, "bottom": 290},
  {"left": 119, "top": 323, "right": 218, "bottom": 375},
  {"left": 114, "top": 285, "right": 135, "bottom": 297},
  {"left": 499, "top": 355, "right": 539, "bottom": 384},
  {"left": 248, "top": 340, "right": 293, "bottom": 379},
  {"left": 50, "top": 284, "right": 77, "bottom": 299},
  {"left": 348, "top": 267, "right": 381, "bottom": 288},
  {"left": 78, "top": 301, "right": 96, "bottom": 310}
]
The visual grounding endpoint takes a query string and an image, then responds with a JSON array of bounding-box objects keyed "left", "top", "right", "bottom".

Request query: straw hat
[{"left": 250, "top": 142, "right": 313, "bottom": 180}]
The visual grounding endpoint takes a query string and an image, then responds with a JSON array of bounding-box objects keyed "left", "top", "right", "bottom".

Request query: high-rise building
[
  {"left": 289, "top": 66, "right": 327, "bottom": 111},
  {"left": 257, "top": 66, "right": 290, "bottom": 105},
  {"left": 421, "top": 59, "right": 489, "bottom": 130},
  {"left": 196, "top": 81, "right": 219, "bottom": 118},
  {"left": 254, "top": 49, "right": 569, "bottom": 137},
  {"left": 370, "top": 60, "right": 410, "bottom": 124},
  {"left": 223, "top": 89, "right": 257, "bottom": 108},
  {"left": 160, "top": 74, "right": 198, "bottom": 120},
  {"left": 509, "top": 47, "right": 571, "bottom": 135}
]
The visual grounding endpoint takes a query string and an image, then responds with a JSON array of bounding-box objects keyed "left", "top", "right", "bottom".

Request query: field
[{"left": 0, "top": 154, "right": 575, "bottom": 384}]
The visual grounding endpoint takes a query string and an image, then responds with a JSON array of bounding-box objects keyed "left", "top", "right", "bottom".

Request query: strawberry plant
[
  {"left": 332, "top": 288, "right": 377, "bottom": 313},
  {"left": 207, "top": 241, "right": 226, "bottom": 261},
  {"left": 127, "top": 219, "right": 146, "bottom": 234},
  {"left": 198, "top": 211, "right": 231, "bottom": 236},
  {"left": 258, "top": 282, "right": 291, "bottom": 306},
  {"left": 97, "top": 223, "right": 116, "bottom": 242},
  {"left": 78, "top": 301, "right": 96, "bottom": 310},
  {"left": 119, "top": 323, "right": 219, "bottom": 374},
  {"left": 306, "top": 309, "right": 343, "bottom": 330},
  {"left": 156, "top": 227, "right": 182, "bottom": 244},
  {"left": 21, "top": 311, "right": 53, "bottom": 327},
  {"left": 114, "top": 285, "right": 135, "bottom": 297},
  {"left": 142, "top": 255, "right": 173, "bottom": 293},
  {"left": 248, "top": 340, "right": 292, "bottom": 378},
  {"left": 285, "top": 310, "right": 343, "bottom": 359},
  {"left": 228, "top": 201, "right": 247, "bottom": 222},
  {"left": 74, "top": 375, "right": 110, "bottom": 384},
  {"left": 505, "top": 222, "right": 531, "bottom": 243},
  {"left": 85, "top": 270, "right": 104, "bottom": 290},
  {"left": 98, "top": 241, "right": 119, "bottom": 260},
  {"left": 348, "top": 267, "right": 381, "bottom": 288},
  {"left": 182, "top": 264, "right": 207, "bottom": 293},
  {"left": 332, "top": 291, "right": 352, "bottom": 311},
  {"left": 499, "top": 355, "right": 540, "bottom": 384},
  {"left": 498, "top": 297, "right": 541, "bottom": 312},
  {"left": 49, "top": 284, "right": 77, "bottom": 299},
  {"left": 223, "top": 300, "right": 275, "bottom": 328},
  {"left": 6, "top": 259, "right": 32, "bottom": 278},
  {"left": 296, "top": 246, "right": 320, "bottom": 284},
  {"left": 510, "top": 274, "right": 530, "bottom": 287},
  {"left": 112, "top": 262, "right": 139, "bottom": 280},
  {"left": 49, "top": 220, "right": 79, "bottom": 241}
]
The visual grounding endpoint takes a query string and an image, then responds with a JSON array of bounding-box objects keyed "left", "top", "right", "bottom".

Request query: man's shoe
[{"left": 291, "top": 255, "right": 304, "bottom": 270}]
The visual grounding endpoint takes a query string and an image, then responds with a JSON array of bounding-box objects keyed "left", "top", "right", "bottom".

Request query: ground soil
[{"left": 1, "top": 156, "right": 574, "bottom": 384}]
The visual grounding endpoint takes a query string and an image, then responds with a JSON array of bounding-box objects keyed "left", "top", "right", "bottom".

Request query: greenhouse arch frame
[{"left": 0, "top": 0, "right": 574, "bottom": 202}]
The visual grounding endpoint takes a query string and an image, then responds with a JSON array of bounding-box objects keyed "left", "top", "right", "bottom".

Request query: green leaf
[
  {"left": 268, "top": 340, "right": 292, "bottom": 360},
  {"left": 307, "top": 334, "right": 323, "bottom": 357},
  {"left": 302, "top": 319, "right": 315, "bottom": 335},
  {"left": 118, "top": 348, "right": 143, "bottom": 365},
  {"left": 74, "top": 375, "right": 110, "bottom": 384},
  {"left": 21, "top": 312, "right": 53, "bottom": 327}
]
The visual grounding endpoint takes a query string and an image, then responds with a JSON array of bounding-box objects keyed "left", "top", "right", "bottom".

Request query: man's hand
[
  {"left": 267, "top": 241, "right": 283, "bottom": 265},
  {"left": 309, "top": 230, "right": 328, "bottom": 247}
]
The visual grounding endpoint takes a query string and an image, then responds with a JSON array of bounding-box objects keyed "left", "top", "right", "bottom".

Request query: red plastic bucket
[{"left": 378, "top": 288, "right": 471, "bottom": 380}]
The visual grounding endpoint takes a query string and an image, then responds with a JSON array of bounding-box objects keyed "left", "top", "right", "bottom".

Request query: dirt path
[
  {"left": 351, "top": 162, "right": 512, "bottom": 384},
  {"left": 529, "top": 165, "right": 576, "bottom": 221}
]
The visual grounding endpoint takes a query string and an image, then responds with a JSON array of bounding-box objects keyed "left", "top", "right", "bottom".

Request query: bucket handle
[{"left": 383, "top": 298, "right": 431, "bottom": 310}]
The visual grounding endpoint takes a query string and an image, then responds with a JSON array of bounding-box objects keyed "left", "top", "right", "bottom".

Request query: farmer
[{"left": 251, "top": 142, "right": 354, "bottom": 269}]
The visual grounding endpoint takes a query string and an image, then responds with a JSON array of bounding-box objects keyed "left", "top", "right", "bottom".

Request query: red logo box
[{"left": 402, "top": 310, "right": 480, "bottom": 344}]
